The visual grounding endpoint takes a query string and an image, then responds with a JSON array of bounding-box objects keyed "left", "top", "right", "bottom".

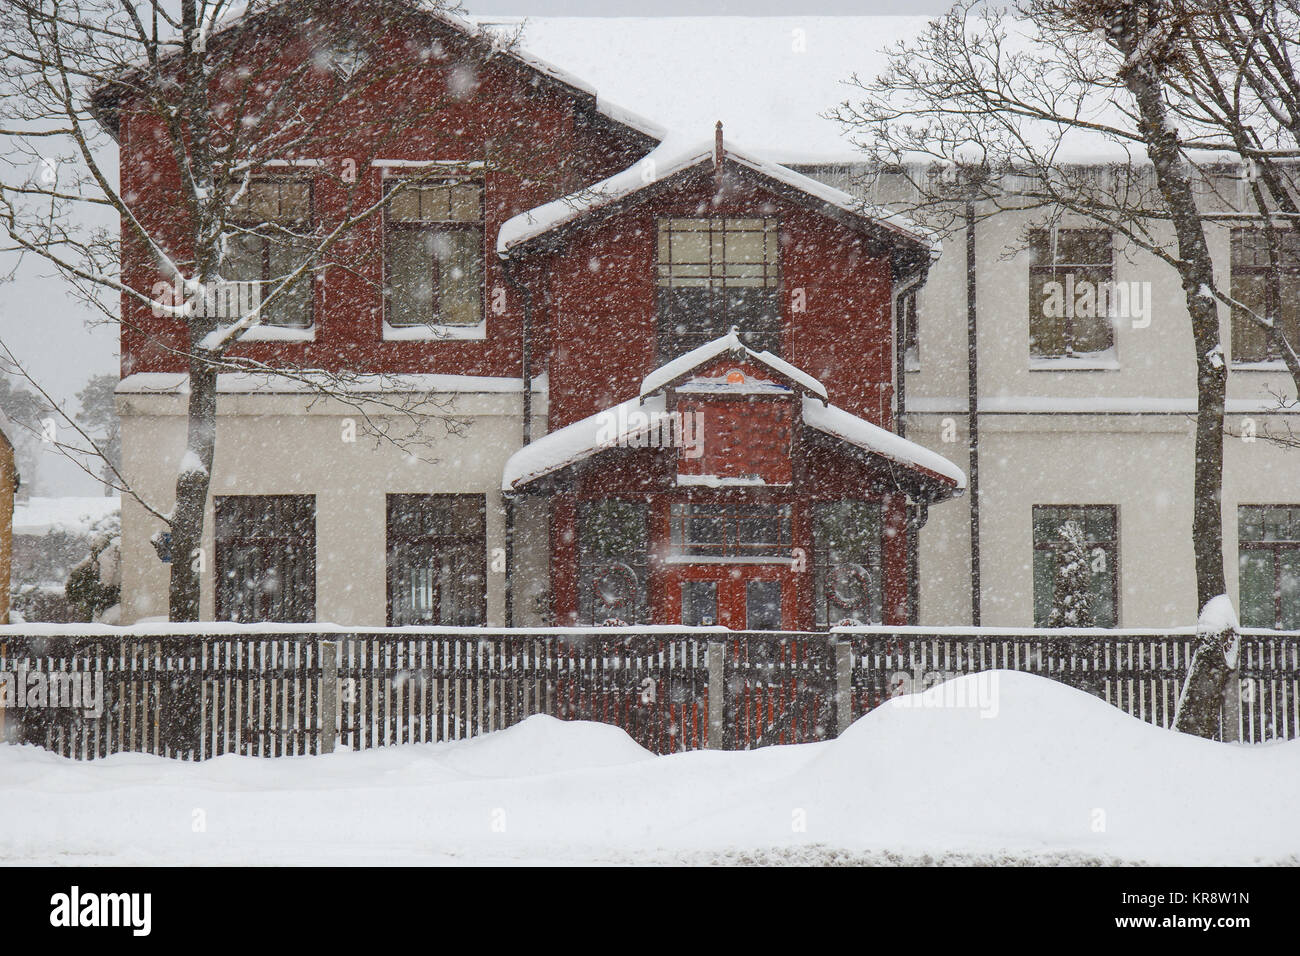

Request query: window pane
[
  {"left": 746, "top": 580, "right": 783, "bottom": 630},
  {"left": 1281, "top": 551, "right": 1300, "bottom": 630},
  {"left": 1231, "top": 272, "right": 1269, "bottom": 362},
  {"left": 1239, "top": 550, "right": 1275, "bottom": 628},
  {"left": 681, "top": 581, "right": 717, "bottom": 627},
  {"left": 434, "top": 227, "right": 483, "bottom": 326},
  {"left": 386, "top": 229, "right": 436, "bottom": 326},
  {"left": 265, "top": 238, "right": 313, "bottom": 328}
]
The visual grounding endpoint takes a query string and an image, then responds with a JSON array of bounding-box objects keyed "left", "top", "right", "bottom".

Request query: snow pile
[
  {"left": 11, "top": 496, "right": 120, "bottom": 538},
  {"left": 0, "top": 672, "right": 1295, "bottom": 865}
]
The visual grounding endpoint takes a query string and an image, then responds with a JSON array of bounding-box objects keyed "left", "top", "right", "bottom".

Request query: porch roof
[{"left": 502, "top": 347, "right": 966, "bottom": 497}]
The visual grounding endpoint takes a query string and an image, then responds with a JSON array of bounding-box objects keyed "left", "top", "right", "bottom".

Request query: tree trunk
[
  {"left": 1115, "top": 9, "right": 1230, "bottom": 735},
  {"left": 168, "top": 359, "right": 217, "bottom": 621}
]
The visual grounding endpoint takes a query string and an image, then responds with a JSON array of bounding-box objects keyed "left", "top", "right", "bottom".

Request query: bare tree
[{"left": 0, "top": 0, "right": 565, "bottom": 620}]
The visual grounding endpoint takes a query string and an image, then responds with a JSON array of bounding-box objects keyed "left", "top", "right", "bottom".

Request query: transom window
[
  {"left": 386, "top": 495, "right": 486, "bottom": 626},
  {"left": 221, "top": 178, "right": 315, "bottom": 329},
  {"left": 1028, "top": 227, "right": 1115, "bottom": 360},
  {"left": 1238, "top": 505, "right": 1300, "bottom": 629},
  {"left": 656, "top": 217, "right": 781, "bottom": 359},
  {"left": 1032, "top": 505, "right": 1118, "bottom": 627},
  {"left": 1230, "top": 228, "right": 1300, "bottom": 364},
  {"left": 669, "top": 502, "right": 792, "bottom": 558},
  {"left": 384, "top": 180, "right": 484, "bottom": 331}
]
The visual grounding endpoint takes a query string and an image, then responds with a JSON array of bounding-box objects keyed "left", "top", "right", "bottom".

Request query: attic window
[{"left": 656, "top": 217, "right": 781, "bottom": 360}]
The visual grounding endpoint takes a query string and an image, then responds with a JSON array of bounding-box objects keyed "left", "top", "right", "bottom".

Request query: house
[
  {"left": 0, "top": 410, "right": 17, "bottom": 624},
  {"left": 105, "top": 2, "right": 961, "bottom": 628}
]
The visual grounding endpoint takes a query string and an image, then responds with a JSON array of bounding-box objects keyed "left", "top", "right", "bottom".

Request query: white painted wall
[{"left": 117, "top": 381, "right": 549, "bottom": 626}]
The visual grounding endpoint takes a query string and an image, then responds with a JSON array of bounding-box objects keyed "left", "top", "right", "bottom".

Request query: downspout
[
  {"left": 500, "top": 255, "right": 535, "bottom": 628},
  {"left": 892, "top": 266, "right": 927, "bottom": 625},
  {"left": 965, "top": 197, "right": 981, "bottom": 627}
]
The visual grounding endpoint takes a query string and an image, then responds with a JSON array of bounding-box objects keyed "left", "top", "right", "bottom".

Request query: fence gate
[{"left": 722, "top": 633, "right": 838, "bottom": 748}]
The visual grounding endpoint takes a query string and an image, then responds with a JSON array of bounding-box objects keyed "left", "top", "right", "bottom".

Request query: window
[
  {"left": 222, "top": 179, "right": 314, "bottom": 329},
  {"left": 386, "top": 495, "right": 485, "bottom": 626},
  {"left": 1230, "top": 228, "right": 1300, "bottom": 364},
  {"left": 1032, "top": 505, "right": 1118, "bottom": 627},
  {"left": 384, "top": 180, "right": 484, "bottom": 333},
  {"left": 813, "top": 501, "right": 883, "bottom": 627},
  {"left": 1238, "top": 505, "right": 1300, "bottom": 629},
  {"left": 657, "top": 217, "right": 780, "bottom": 358},
  {"left": 215, "top": 495, "right": 316, "bottom": 623},
  {"left": 669, "top": 502, "right": 792, "bottom": 559},
  {"left": 899, "top": 289, "right": 920, "bottom": 371},
  {"left": 577, "top": 500, "right": 649, "bottom": 625},
  {"left": 1028, "top": 228, "right": 1115, "bottom": 360}
]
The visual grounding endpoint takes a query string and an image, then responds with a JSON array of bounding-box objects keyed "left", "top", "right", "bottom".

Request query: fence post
[
  {"left": 320, "top": 640, "right": 338, "bottom": 754},
  {"left": 1222, "top": 667, "right": 1241, "bottom": 743},
  {"left": 707, "top": 641, "right": 725, "bottom": 750},
  {"left": 835, "top": 639, "right": 852, "bottom": 736}
]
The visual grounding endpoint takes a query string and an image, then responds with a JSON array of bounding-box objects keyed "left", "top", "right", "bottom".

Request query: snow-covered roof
[
  {"left": 91, "top": 2, "right": 664, "bottom": 146},
  {"left": 502, "top": 342, "right": 965, "bottom": 494},
  {"left": 637, "top": 330, "right": 828, "bottom": 401},
  {"left": 502, "top": 394, "right": 667, "bottom": 492},
  {"left": 497, "top": 133, "right": 937, "bottom": 258},
  {"left": 801, "top": 397, "right": 966, "bottom": 491}
]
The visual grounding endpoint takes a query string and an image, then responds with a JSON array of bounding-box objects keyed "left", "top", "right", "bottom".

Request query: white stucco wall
[{"left": 117, "top": 380, "right": 549, "bottom": 627}]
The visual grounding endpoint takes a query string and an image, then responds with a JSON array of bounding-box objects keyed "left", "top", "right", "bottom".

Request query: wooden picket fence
[{"left": 1, "top": 627, "right": 1297, "bottom": 760}]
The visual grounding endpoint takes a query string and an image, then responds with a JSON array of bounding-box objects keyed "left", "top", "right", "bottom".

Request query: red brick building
[{"left": 105, "top": 1, "right": 964, "bottom": 628}]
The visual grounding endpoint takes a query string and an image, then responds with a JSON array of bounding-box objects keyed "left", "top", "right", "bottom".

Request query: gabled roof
[
  {"left": 88, "top": 0, "right": 664, "bottom": 147},
  {"left": 496, "top": 132, "right": 939, "bottom": 272},
  {"left": 502, "top": 336, "right": 965, "bottom": 497},
  {"left": 638, "top": 330, "right": 827, "bottom": 401}
]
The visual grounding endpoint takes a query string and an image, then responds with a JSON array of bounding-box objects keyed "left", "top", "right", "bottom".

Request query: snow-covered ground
[
  {"left": 12, "top": 496, "right": 119, "bottom": 538},
  {"left": 1, "top": 672, "right": 1294, "bottom": 866}
]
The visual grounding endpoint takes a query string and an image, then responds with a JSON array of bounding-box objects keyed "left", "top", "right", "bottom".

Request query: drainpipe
[
  {"left": 893, "top": 266, "right": 927, "bottom": 625},
  {"left": 500, "top": 256, "right": 535, "bottom": 628},
  {"left": 965, "top": 197, "right": 981, "bottom": 627}
]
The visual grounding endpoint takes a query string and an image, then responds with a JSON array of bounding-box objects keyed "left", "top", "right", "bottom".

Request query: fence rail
[{"left": 2, "top": 627, "right": 1297, "bottom": 759}]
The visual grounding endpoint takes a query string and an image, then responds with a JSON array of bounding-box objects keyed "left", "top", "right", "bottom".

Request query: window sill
[
  {"left": 238, "top": 325, "right": 315, "bottom": 342},
  {"left": 1232, "top": 360, "right": 1289, "bottom": 372},
  {"left": 661, "top": 555, "right": 799, "bottom": 566},
  {"left": 383, "top": 322, "right": 487, "bottom": 342},
  {"left": 1028, "top": 355, "right": 1120, "bottom": 371}
]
